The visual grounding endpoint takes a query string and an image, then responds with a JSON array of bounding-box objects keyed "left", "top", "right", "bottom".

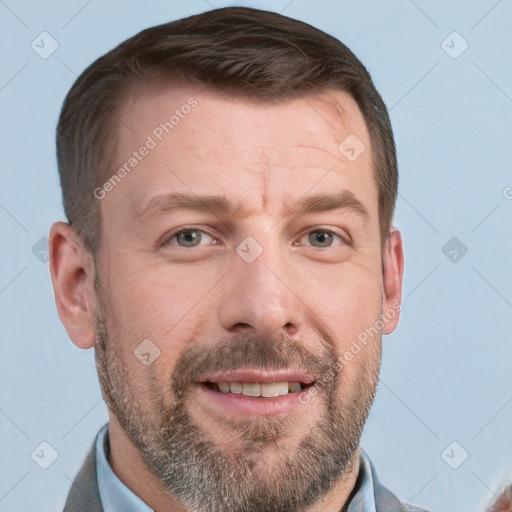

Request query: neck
[
  {"left": 107, "top": 414, "right": 187, "bottom": 512},
  {"left": 303, "top": 448, "right": 361, "bottom": 512}
]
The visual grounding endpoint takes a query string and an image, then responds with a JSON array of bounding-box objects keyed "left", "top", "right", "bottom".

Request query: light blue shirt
[{"left": 95, "top": 423, "right": 377, "bottom": 511}]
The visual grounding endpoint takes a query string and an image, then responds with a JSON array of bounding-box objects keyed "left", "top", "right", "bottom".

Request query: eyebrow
[
  {"left": 140, "top": 190, "right": 369, "bottom": 221},
  {"left": 289, "top": 191, "right": 369, "bottom": 219}
]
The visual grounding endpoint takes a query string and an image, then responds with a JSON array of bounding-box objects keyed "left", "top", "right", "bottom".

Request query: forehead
[{"left": 108, "top": 81, "right": 376, "bottom": 220}]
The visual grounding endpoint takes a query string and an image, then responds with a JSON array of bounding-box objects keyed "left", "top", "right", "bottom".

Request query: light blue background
[{"left": 1, "top": 1, "right": 511, "bottom": 511}]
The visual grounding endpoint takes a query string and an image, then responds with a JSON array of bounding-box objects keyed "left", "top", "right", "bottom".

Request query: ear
[
  {"left": 49, "top": 222, "right": 97, "bottom": 349},
  {"left": 381, "top": 229, "right": 404, "bottom": 335}
]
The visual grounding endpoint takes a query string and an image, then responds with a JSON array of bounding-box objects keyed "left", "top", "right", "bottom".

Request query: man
[{"left": 49, "top": 6, "right": 426, "bottom": 512}]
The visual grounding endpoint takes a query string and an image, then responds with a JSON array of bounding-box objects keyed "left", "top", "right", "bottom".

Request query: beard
[{"left": 93, "top": 281, "right": 381, "bottom": 512}]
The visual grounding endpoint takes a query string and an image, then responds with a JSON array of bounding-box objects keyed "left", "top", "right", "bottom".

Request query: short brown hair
[{"left": 56, "top": 6, "right": 397, "bottom": 254}]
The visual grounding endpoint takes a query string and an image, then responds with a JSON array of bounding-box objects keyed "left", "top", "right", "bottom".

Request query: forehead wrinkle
[
  {"left": 268, "top": 143, "right": 351, "bottom": 170},
  {"left": 259, "top": 144, "right": 271, "bottom": 213}
]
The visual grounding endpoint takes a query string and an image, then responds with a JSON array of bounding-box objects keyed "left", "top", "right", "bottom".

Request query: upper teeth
[{"left": 216, "top": 381, "right": 302, "bottom": 397}]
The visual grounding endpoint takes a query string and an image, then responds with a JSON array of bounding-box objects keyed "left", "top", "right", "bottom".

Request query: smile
[
  {"left": 204, "top": 381, "right": 305, "bottom": 397},
  {"left": 195, "top": 369, "right": 317, "bottom": 415}
]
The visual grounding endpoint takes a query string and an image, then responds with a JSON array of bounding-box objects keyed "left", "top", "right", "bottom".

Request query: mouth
[
  {"left": 195, "top": 369, "right": 317, "bottom": 416},
  {"left": 202, "top": 380, "right": 312, "bottom": 397}
]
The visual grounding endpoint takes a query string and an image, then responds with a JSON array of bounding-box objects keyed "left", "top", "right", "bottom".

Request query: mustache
[{"left": 171, "top": 332, "right": 336, "bottom": 387}]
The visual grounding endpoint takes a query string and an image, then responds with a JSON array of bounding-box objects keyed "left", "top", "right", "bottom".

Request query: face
[{"left": 83, "top": 83, "right": 402, "bottom": 511}]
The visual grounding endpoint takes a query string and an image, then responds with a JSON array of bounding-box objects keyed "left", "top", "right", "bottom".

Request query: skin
[{"left": 49, "top": 82, "right": 404, "bottom": 512}]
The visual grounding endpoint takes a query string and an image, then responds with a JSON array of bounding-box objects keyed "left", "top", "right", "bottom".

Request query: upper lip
[{"left": 196, "top": 368, "right": 317, "bottom": 384}]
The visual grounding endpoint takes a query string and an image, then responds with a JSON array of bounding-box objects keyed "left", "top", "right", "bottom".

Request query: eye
[
  {"left": 298, "top": 228, "right": 347, "bottom": 248},
  {"left": 162, "top": 228, "right": 215, "bottom": 248}
]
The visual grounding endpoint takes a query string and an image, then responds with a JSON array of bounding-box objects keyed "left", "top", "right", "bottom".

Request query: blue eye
[
  {"left": 308, "top": 230, "right": 337, "bottom": 248},
  {"left": 308, "top": 229, "right": 337, "bottom": 247},
  {"left": 164, "top": 229, "right": 214, "bottom": 248},
  {"left": 296, "top": 228, "right": 348, "bottom": 249}
]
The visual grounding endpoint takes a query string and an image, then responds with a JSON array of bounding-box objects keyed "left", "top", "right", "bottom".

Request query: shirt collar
[
  {"left": 96, "top": 423, "right": 377, "bottom": 512},
  {"left": 96, "top": 423, "right": 154, "bottom": 512},
  {"left": 347, "top": 449, "right": 377, "bottom": 512}
]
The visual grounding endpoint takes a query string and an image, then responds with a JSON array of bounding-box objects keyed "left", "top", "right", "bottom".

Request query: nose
[{"left": 218, "top": 240, "right": 305, "bottom": 339}]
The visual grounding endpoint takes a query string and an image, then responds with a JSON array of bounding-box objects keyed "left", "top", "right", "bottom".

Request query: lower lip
[{"left": 196, "top": 383, "right": 311, "bottom": 416}]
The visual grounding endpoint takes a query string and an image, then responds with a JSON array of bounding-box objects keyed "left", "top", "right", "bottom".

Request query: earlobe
[
  {"left": 49, "top": 222, "right": 97, "bottom": 349},
  {"left": 381, "top": 229, "right": 404, "bottom": 335}
]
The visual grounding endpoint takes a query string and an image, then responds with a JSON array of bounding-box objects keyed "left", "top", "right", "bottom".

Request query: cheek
[
  {"left": 302, "top": 261, "right": 383, "bottom": 354},
  {"left": 103, "top": 258, "right": 219, "bottom": 354}
]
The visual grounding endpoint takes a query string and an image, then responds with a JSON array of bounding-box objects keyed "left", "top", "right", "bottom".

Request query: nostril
[
  {"left": 284, "top": 322, "right": 299, "bottom": 336},
  {"left": 232, "top": 322, "right": 253, "bottom": 332}
]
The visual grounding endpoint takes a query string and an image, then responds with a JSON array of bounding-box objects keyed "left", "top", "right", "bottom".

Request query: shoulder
[
  {"left": 62, "top": 429, "right": 104, "bottom": 512},
  {"left": 374, "top": 483, "right": 429, "bottom": 511},
  {"left": 365, "top": 451, "right": 430, "bottom": 512},
  {"left": 403, "top": 505, "right": 430, "bottom": 512}
]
